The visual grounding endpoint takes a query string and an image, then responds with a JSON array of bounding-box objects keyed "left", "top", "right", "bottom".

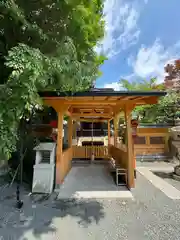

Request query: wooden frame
[
  {"left": 134, "top": 127, "right": 169, "bottom": 155},
  {"left": 40, "top": 89, "right": 166, "bottom": 189}
]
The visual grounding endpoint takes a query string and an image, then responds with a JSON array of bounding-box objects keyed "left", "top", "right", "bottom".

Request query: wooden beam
[
  {"left": 112, "top": 105, "right": 123, "bottom": 116},
  {"left": 144, "top": 96, "right": 158, "bottom": 104},
  {"left": 79, "top": 108, "right": 93, "bottom": 112},
  {"left": 75, "top": 106, "right": 113, "bottom": 115},
  {"left": 108, "top": 120, "right": 111, "bottom": 145},
  {"left": 44, "top": 98, "right": 70, "bottom": 112},
  {"left": 122, "top": 103, "right": 135, "bottom": 112},
  {"left": 65, "top": 109, "right": 72, "bottom": 117},
  {"left": 72, "top": 105, "right": 113, "bottom": 110},
  {"left": 44, "top": 96, "right": 159, "bottom": 109},
  {"left": 113, "top": 115, "right": 118, "bottom": 147},
  {"left": 44, "top": 98, "right": 116, "bottom": 106},
  {"left": 72, "top": 118, "right": 109, "bottom": 122},
  {"left": 44, "top": 98, "right": 137, "bottom": 106},
  {"left": 72, "top": 121, "right": 77, "bottom": 138},
  {"left": 68, "top": 116, "right": 73, "bottom": 147},
  {"left": 56, "top": 110, "right": 64, "bottom": 185},
  {"left": 71, "top": 113, "right": 112, "bottom": 118},
  {"left": 124, "top": 106, "right": 134, "bottom": 189}
]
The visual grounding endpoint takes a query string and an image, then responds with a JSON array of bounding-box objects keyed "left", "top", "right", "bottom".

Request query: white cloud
[
  {"left": 128, "top": 39, "right": 180, "bottom": 83},
  {"left": 103, "top": 74, "right": 134, "bottom": 90},
  {"left": 104, "top": 82, "right": 128, "bottom": 90},
  {"left": 96, "top": 0, "right": 142, "bottom": 58},
  {"left": 102, "top": 40, "right": 180, "bottom": 89},
  {"left": 104, "top": 82, "right": 122, "bottom": 90}
]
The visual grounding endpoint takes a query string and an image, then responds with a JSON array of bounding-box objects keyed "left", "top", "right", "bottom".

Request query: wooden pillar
[
  {"left": 114, "top": 115, "right": 118, "bottom": 147},
  {"left": 73, "top": 121, "right": 77, "bottom": 139},
  {"left": 125, "top": 106, "right": 134, "bottom": 189},
  {"left": 165, "top": 134, "right": 169, "bottom": 153},
  {"left": 108, "top": 120, "right": 111, "bottom": 145},
  {"left": 56, "top": 111, "right": 64, "bottom": 185},
  {"left": 80, "top": 121, "right": 83, "bottom": 136},
  {"left": 68, "top": 116, "right": 73, "bottom": 147}
]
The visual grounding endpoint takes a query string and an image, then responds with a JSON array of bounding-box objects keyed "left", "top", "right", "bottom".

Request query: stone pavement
[
  {"left": 137, "top": 166, "right": 180, "bottom": 199},
  {"left": 1, "top": 165, "right": 180, "bottom": 239},
  {"left": 58, "top": 165, "right": 133, "bottom": 199}
]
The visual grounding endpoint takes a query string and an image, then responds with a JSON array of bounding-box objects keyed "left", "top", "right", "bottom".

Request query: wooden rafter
[
  {"left": 44, "top": 95, "right": 160, "bottom": 117},
  {"left": 73, "top": 118, "right": 109, "bottom": 122},
  {"left": 71, "top": 113, "right": 112, "bottom": 118}
]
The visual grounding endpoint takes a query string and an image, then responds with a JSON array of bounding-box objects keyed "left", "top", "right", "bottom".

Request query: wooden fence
[
  {"left": 134, "top": 127, "right": 169, "bottom": 155},
  {"left": 72, "top": 146, "right": 109, "bottom": 159},
  {"left": 113, "top": 127, "right": 169, "bottom": 156}
]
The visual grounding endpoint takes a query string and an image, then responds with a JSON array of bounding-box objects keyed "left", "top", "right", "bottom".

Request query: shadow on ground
[
  {"left": 0, "top": 183, "right": 105, "bottom": 239},
  {"left": 153, "top": 171, "right": 173, "bottom": 179}
]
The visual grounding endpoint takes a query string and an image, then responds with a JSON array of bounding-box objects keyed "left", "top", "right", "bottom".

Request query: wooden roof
[{"left": 39, "top": 89, "right": 166, "bottom": 120}]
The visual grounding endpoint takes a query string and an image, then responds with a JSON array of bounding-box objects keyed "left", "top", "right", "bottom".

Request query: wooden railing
[
  {"left": 108, "top": 144, "right": 128, "bottom": 170},
  {"left": 72, "top": 146, "right": 109, "bottom": 159},
  {"left": 112, "top": 127, "right": 169, "bottom": 156}
]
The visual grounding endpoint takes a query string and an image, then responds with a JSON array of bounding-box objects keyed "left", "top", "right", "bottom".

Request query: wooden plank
[
  {"left": 56, "top": 111, "right": 64, "bottom": 184},
  {"left": 108, "top": 145, "right": 128, "bottom": 169},
  {"left": 72, "top": 113, "right": 112, "bottom": 118},
  {"left": 114, "top": 115, "right": 118, "bottom": 147},
  {"left": 137, "top": 133, "right": 168, "bottom": 137},
  {"left": 72, "top": 146, "right": 109, "bottom": 159},
  {"left": 93, "top": 97, "right": 107, "bottom": 101},
  {"left": 108, "top": 120, "right": 111, "bottom": 145},
  {"left": 68, "top": 117, "right": 73, "bottom": 147},
  {"left": 73, "top": 118, "right": 109, "bottom": 122},
  {"left": 137, "top": 127, "right": 169, "bottom": 134},
  {"left": 61, "top": 148, "right": 72, "bottom": 181},
  {"left": 134, "top": 144, "right": 165, "bottom": 149},
  {"left": 125, "top": 106, "right": 134, "bottom": 188},
  {"left": 44, "top": 98, "right": 156, "bottom": 106},
  {"left": 135, "top": 148, "right": 165, "bottom": 154}
]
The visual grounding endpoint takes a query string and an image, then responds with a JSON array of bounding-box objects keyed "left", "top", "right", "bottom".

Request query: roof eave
[{"left": 38, "top": 90, "right": 167, "bottom": 98}]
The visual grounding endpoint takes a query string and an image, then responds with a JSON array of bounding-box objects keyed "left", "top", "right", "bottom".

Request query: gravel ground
[{"left": 0, "top": 172, "right": 180, "bottom": 240}]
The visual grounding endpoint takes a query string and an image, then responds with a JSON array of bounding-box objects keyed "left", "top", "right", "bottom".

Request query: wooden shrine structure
[{"left": 39, "top": 89, "right": 166, "bottom": 189}]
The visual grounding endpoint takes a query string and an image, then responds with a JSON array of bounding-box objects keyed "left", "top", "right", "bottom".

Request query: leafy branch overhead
[
  {"left": 119, "top": 78, "right": 180, "bottom": 123},
  {"left": 0, "top": 0, "right": 106, "bottom": 158}
]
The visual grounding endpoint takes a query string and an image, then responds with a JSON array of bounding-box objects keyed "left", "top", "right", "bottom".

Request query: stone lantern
[
  {"left": 170, "top": 126, "right": 180, "bottom": 180},
  {"left": 32, "top": 142, "right": 56, "bottom": 193}
]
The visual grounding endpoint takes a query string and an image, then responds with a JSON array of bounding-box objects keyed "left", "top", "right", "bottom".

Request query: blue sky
[{"left": 96, "top": 0, "right": 180, "bottom": 89}]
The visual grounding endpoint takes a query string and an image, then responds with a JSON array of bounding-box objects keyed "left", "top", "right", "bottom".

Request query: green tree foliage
[
  {"left": 119, "top": 78, "right": 179, "bottom": 124},
  {"left": 120, "top": 78, "right": 165, "bottom": 91},
  {"left": 155, "top": 91, "right": 180, "bottom": 123},
  {"left": 0, "top": 0, "right": 105, "bottom": 158}
]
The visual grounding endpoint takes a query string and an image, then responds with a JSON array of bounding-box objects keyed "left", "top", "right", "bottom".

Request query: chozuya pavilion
[{"left": 39, "top": 88, "right": 166, "bottom": 189}]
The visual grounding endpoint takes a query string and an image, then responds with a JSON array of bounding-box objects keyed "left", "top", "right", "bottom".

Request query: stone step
[{"left": 136, "top": 154, "right": 169, "bottom": 162}]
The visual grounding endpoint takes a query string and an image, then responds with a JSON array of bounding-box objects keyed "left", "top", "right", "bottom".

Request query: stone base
[{"left": 32, "top": 163, "right": 55, "bottom": 194}]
